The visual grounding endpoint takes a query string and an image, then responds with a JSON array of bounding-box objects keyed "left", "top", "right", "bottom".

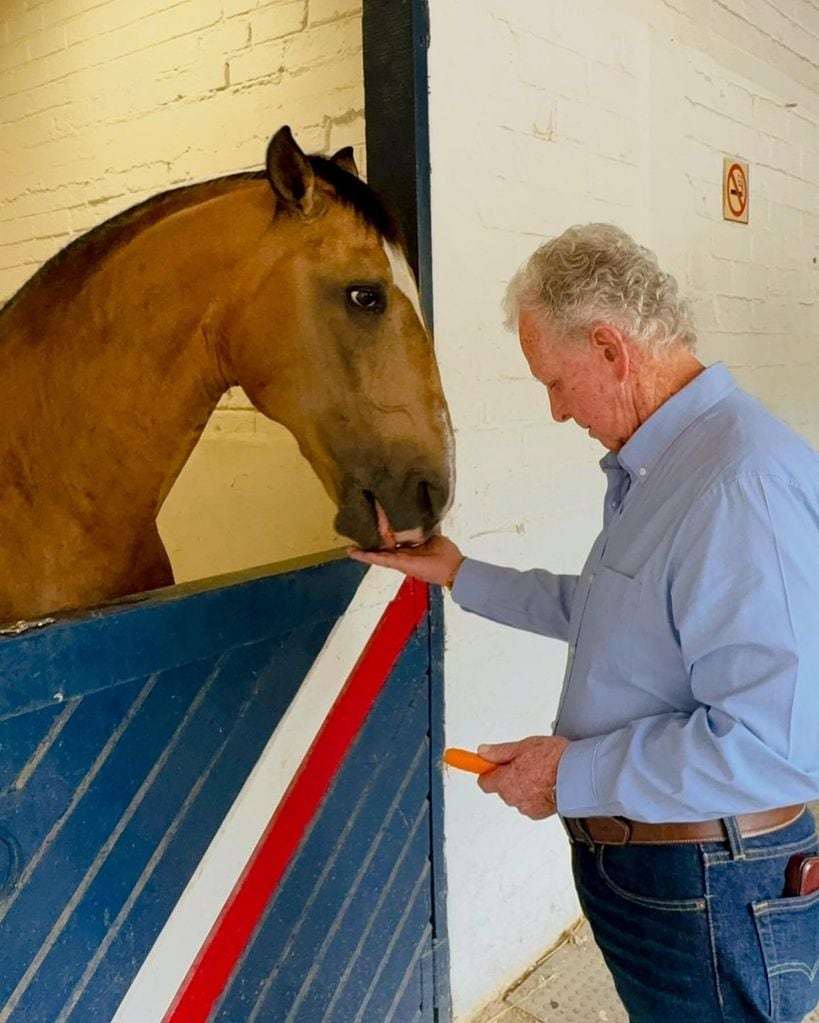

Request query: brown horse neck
[
  {"left": 0, "top": 180, "right": 276, "bottom": 520},
  {"left": 0, "top": 179, "right": 286, "bottom": 620}
]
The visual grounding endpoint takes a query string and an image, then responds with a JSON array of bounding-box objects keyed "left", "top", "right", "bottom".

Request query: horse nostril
[
  {"left": 417, "top": 480, "right": 434, "bottom": 517},
  {"left": 419, "top": 478, "right": 451, "bottom": 520}
]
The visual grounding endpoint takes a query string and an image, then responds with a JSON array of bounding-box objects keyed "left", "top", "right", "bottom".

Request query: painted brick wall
[
  {"left": 428, "top": 0, "right": 818, "bottom": 1018},
  {"left": 0, "top": 0, "right": 364, "bottom": 579}
]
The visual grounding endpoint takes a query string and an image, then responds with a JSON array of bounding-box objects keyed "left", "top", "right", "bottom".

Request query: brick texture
[
  {"left": 428, "top": 1, "right": 818, "bottom": 1019},
  {"left": 0, "top": 0, "right": 365, "bottom": 314}
]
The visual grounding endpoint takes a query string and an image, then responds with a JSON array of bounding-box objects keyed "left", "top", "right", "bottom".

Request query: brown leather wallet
[
  {"left": 562, "top": 804, "right": 806, "bottom": 846},
  {"left": 784, "top": 853, "right": 819, "bottom": 896}
]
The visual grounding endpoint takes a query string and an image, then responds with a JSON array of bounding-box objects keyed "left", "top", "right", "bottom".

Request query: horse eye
[{"left": 346, "top": 286, "right": 385, "bottom": 313}]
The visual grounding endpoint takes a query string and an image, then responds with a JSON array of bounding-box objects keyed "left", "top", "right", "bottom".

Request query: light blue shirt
[{"left": 453, "top": 364, "right": 819, "bottom": 822}]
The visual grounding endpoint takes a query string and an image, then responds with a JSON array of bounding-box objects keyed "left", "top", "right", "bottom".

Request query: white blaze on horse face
[
  {"left": 383, "top": 240, "right": 455, "bottom": 528},
  {"left": 383, "top": 242, "right": 425, "bottom": 329},
  {"left": 438, "top": 408, "right": 456, "bottom": 520}
]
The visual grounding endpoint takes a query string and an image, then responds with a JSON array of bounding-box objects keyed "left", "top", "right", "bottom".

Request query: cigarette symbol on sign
[{"left": 727, "top": 163, "right": 747, "bottom": 217}]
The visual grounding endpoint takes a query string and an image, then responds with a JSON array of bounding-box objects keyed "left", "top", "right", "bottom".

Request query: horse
[{"left": 0, "top": 126, "right": 454, "bottom": 624}]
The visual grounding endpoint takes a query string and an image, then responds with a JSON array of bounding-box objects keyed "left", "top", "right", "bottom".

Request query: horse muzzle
[
  {"left": 335, "top": 469, "right": 450, "bottom": 551},
  {"left": 372, "top": 497, "right": 427, "bottom": 550}
]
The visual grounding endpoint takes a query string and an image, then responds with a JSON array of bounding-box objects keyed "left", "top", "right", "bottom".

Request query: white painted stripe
[
  {"left": 38, "top": 668, "right": 220, "bottom": 1023},
  {"left": 242, "top": 750, "right": 393, "bottom": 1023},
  {"left": 320, "top": 794, "right": 429, "bottom": 1022},
  {"left": 354, "top": 866, "right": 431, "bottom": 1023},
  {"left": 277, "top": 745, "right": 428, "bottom": 1023},
  {"left": 112, "top": 566, "right": 402, "bottom": 1023},
  {"left": 11, "top": 699, "right": 78, "bottom": 793},
  {"left": 384, "top": 922, "right": 431, "bottom": 1023},
  {"left": 0, "top": 674, "right": 160, "bottom": 931},
  {"left": 384, "top": 242, "right": 426, "bottom": 327},
  {"left": 55, "top": 664, "right": 243, "bottom": 1023}
]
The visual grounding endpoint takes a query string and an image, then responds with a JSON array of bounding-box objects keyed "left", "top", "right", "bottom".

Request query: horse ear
[
  {"left": 331, "top": 146, "right": 359, "bottom": 178},
  {"left": 266, "top": 126, "right": 315, "bottom": 214}
]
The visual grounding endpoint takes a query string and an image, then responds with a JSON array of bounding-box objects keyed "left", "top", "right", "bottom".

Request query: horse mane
[
  {"left": 303, "top": 155, "right": 403, "bottom": 248},
  {"left": 0, "top": 157, "right": 403, "bottom": 329}
]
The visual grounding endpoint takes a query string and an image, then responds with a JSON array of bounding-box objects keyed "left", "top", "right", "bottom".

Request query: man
[{"left": 349, "top": 223, "right": 819, "bottom": 1022}]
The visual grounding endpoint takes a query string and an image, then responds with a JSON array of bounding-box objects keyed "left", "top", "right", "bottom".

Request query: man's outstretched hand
[
  {"left": 348, "top": 534, "right": 466, "bottom": 589},
  {"left": 476, "top": 735, "right": 571, "bottom": 819}
]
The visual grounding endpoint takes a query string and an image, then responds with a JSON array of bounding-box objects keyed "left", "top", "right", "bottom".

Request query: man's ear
[{"left": 589, "top": 324, "right": 630, "bottom": 381}]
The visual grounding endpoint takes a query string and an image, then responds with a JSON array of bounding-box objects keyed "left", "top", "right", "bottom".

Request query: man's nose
[{"left": 547, "top": 391, "right": 570, "bottom": 423}]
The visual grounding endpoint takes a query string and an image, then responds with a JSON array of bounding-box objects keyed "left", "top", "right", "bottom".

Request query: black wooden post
[
  {"left": 362, "top": 3, "right": 451, "bottom": 1019},
  {"left": 362, "top": 0, "right": 434, "bottom": 327}
]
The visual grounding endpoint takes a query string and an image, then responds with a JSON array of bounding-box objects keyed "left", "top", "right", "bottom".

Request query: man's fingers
[
  {"left": 477, "top": 741, "right": 522, "bottom": 764},
  {"left": 518, "top": 804, "right": 550, "bottom": 820},
  {"left": 472, "top": 736, "right": 565, "bottom": 821},
  {"left": 347, "top": 549, "right": 413, "bottom": 570},
  {"left": 477, "top": 772, "right": 497, "bottom": 794},
  {"left": 347, "top": 543, "right": 455, "bottom": 587}
]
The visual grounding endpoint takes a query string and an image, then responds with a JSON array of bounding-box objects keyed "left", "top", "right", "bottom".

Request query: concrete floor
[
  {"left": 474, "top": 805, "right": 819, "bottom": 1023},
  {"left": 472, "top": 917, "right": 627, "bottom": 1023},
  {"left": 473, "top": 918, "right": 819, "bottom": 1023}
]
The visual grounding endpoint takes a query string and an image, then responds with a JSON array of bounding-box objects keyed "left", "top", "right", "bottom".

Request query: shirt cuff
[
  {"left": 450, "top": 557, "right": 483, "bottom": 604},
  {"left": 555, "top": 735, "right": 606, "bottom": 817}
]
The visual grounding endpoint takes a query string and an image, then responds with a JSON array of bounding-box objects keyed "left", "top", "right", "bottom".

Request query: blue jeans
[{"left": 571, "top": 809, "right": 819, "bottom": 1022}]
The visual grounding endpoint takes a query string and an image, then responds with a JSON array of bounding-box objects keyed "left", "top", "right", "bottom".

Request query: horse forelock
[{"left": 307, "top": 155, "right": 405, "bottom": 250}]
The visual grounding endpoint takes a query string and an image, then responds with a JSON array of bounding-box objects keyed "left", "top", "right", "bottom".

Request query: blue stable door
[{"left": 0, "top": 554, "right": 450, "bottom": 1023}]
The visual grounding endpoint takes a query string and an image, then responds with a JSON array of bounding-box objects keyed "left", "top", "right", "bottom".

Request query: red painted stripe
[{"left": 163, "top": 577, "right": 428, "bottom": 1023}]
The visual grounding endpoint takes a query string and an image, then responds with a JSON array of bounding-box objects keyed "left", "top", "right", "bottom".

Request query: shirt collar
[{"left": 601, "top": 362, "right": 737, "bottom": 483}]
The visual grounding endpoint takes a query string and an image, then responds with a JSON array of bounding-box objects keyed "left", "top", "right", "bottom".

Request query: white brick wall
[
  {"left": 429, "top": 0, "right": 818, "bottom": 1018},
  {"left": 3, "top": 0, "right": 817, "bottom": 1015},
  {"left": 0, "top": 0, "right": 365, "bottom": 305},
  {"left": 0, "top": 0, "right": 364, "bottom": 579}
]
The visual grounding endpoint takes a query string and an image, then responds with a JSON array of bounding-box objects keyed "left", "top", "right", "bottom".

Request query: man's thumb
[{"left": 477, "top": 741, "right": 519, "bottom": 764}]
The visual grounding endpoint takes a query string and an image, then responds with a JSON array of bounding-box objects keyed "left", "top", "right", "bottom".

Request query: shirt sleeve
[
  {"left": 556, "top": 474, "right": 819, "bottom": 821},
  {"left": 451, "top": 558, "right": 579, "bottom": 642}
]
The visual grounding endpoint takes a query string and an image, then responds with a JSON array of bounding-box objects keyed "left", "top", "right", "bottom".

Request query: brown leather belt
[{"left": 562, "top": 804, "right": 806, "bottom": 846}]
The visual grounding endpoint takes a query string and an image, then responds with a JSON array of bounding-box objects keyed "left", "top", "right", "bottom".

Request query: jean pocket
[
  {"left": 596, "top": 845, "right": 706, "bottom": 912},
  {"left": 752, "top": 890, "right": 819, "bottom": 1023}
]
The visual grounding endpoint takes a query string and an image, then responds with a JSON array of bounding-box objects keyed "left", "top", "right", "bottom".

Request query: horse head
[{"left": 215, "top": 127, "right": 454, "bottom": 551}]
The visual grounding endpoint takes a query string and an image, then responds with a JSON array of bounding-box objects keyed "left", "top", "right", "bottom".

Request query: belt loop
[
  {"left": 562, "top": 817, "right": 595, "bottom": 849},
  {"left": 722, "top": 815, "right": 746, "bottom": 860},
  {"left": 574, "top": 819, "right": 596, "bottom": 849}
]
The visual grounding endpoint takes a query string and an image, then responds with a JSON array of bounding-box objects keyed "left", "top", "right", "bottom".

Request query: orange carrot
[{"left": 443, "top": 747, "right": 496, "bottom": 775}]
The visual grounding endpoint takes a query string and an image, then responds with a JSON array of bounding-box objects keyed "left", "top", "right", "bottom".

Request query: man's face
[{"left": 518, "top": 310, "right": 631, "bottom": 451}]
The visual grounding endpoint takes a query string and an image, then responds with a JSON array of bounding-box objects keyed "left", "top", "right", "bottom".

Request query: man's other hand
[
  {"left": 347, "top": 534, "right": 465, "bottom": 589},
  {"left": 476, "top": 735, "right": 571, "bottom": 819}
]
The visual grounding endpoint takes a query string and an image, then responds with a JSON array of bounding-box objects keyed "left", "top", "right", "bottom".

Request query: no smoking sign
[{"left": 723, "top": 157, "right": 749, "bottom": 223}]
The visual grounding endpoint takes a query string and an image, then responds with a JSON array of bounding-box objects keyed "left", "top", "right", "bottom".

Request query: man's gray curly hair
[{"left": 503, "top": 223, "right": 696, "bottom": 352}]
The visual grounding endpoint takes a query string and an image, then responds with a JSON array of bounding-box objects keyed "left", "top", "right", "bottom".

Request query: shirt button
[
  {"left": 568, "top": 644, "right": 575, "bottom": 657},
  {"left": 639, "top": 467, "right": 647, "bottom": 477}
]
